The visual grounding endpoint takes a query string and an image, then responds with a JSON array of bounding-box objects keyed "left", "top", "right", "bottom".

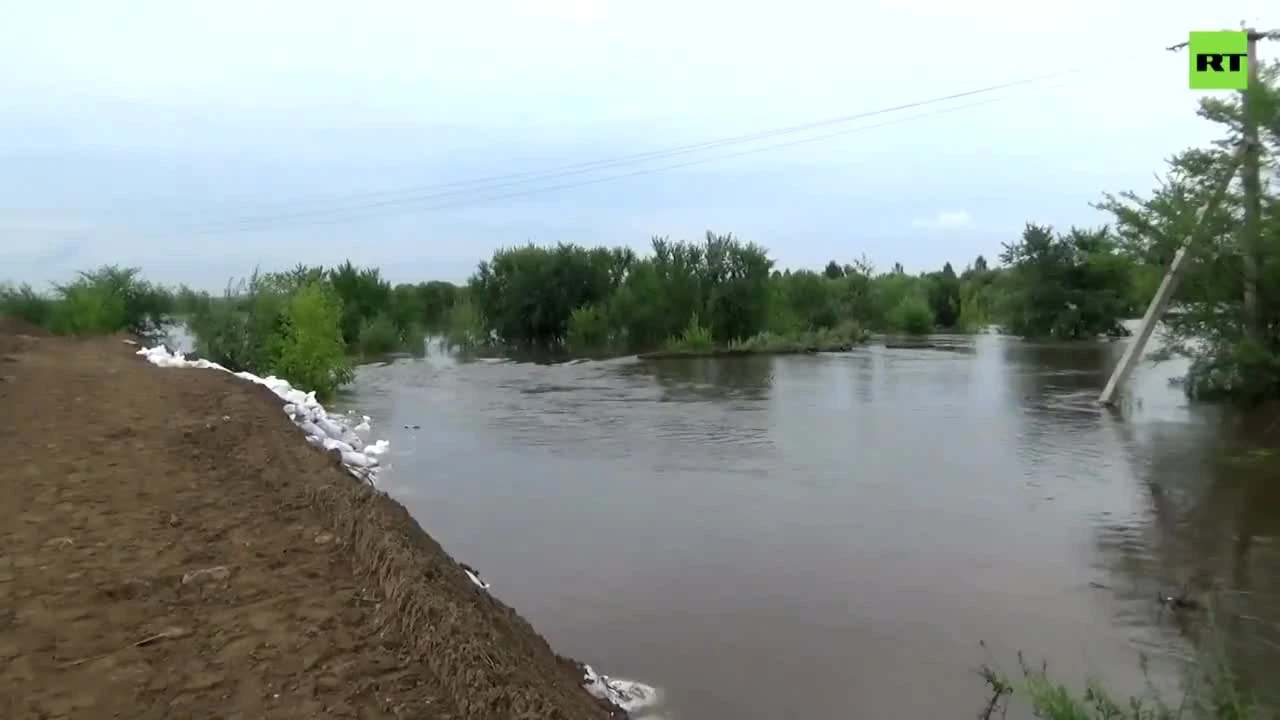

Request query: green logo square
[{"left": 1189, "top": 31, "right": 1249, "bottom": 90}]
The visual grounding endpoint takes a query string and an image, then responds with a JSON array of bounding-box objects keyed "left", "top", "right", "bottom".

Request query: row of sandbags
[{"left": 135, "top": 345, "right": 389, "bottom": 483}]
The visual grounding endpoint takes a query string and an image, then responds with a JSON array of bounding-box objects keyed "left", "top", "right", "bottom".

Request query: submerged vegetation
[
  {"left": 978, "top": 611, "right": 1265, "bottom": 720},
  {"left": 0, "top": 230, "right": 1136, "bottom": 392}
]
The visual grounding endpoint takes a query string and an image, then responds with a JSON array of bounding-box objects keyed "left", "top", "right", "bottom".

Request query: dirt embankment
[{"left": 0, "top": 327, "right": 616, "bottom": 720}]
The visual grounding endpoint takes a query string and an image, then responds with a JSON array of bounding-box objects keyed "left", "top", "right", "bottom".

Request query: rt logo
[{"left": 1189, "top": 31, "right": 1248, "bottom": 90}]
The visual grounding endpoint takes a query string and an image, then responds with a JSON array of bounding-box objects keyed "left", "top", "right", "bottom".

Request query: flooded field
[{"left": 336, "top": 331, "right": 1280, "bottom": 719}]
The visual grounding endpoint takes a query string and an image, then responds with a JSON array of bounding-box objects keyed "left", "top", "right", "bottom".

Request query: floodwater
[{"left": 340, "top": 330, "right": 1280, "bottom": 719}]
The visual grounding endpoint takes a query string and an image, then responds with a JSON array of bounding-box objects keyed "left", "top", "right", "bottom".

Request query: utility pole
[
  {"left": 1098, "top": 150, "right": 1243, "bottom": 406},
  {"left": 1099, "top": 28, "right": 1277, "bottom": 406},
  {"left": 1240, "top": 28, "right": 1264, "bottom": 338}
]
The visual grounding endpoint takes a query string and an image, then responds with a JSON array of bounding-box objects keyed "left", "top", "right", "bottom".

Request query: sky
[{"left": 0, "top": 0, "right": 1275, "bottom": 289}]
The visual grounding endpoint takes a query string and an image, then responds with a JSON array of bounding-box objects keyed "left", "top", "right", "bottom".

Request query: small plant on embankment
[
  {"left": 273, "top": 282, "right": 354, "bottom": 398},
  {"left": 0, "top": 265, "right": 172, "bottom": 341},
  {"left": 0, "top": 283, "right": 54, "bottom": 328},
  {"left": 977, "top": 627, "right": 1262, "bottom": 720}
]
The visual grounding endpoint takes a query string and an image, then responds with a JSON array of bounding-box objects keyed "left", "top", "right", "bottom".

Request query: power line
[
  {"left": 145, "top": 54, "right": 1143, "bottom": 235},
  {"left": 1167, "top": 27, "right": 1280, "bottom": 51},
  {"left": 148, "top": 75, "right": 1095, "bottom": 240}
]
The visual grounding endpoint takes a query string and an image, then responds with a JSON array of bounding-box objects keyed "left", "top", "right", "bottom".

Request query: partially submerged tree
[
  {"left": 997, "top": 224, "right": 1132, "bottom": 340},
  {"left": 1096, "top": 61, "right": 1280, "bottom": 403}
]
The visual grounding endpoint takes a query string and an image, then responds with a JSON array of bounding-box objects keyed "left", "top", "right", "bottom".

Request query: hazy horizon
[{"left": 2, "top": 0, "right": 1273, "bottom": 291}]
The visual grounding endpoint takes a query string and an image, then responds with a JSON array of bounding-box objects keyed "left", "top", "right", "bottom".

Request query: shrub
[
  {"left": 665, "top": 313, "right": 715, "bottom": 351},
  {"left": 0, "top": 284, "right": 55, "bottom": 327},
  {"left": 188, "top": 273, "right": 287, "bottom": 374},
  {"left": 357, "top": 314, "right": 401, "bottom": 357},
  {"left": 272, "top": 282, "right": 353, "bottom": 400},
  {"left": 886, "top": 294, "right": 935, "bottom": 335},
  {"left": 11, "top": 266, "right": 174, "bottom": 340},
  {"left": 70, "top": 266, "right": 170, "bottom": 340},
  {"left": 445, "top": 299, "right": 485, "bottom": 350},
  {"left": 50, "top": 280, "right": 128, "bottom": 336},
  {"left": 566, "top": 303, "right": 612, "bottom": 353}
]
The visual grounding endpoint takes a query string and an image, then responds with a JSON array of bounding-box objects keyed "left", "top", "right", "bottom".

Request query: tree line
[{"left": 0, "top": 226, "right": 1189, "bottom": 399}]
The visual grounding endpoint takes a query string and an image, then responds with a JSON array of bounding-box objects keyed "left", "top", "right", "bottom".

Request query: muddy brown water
[{"left": 327, "top": 330, "right": 1280, "bottom": 719}]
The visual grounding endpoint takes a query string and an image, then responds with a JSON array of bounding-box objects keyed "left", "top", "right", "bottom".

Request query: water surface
[{"left": 343, "top": 332, "right": 1280, "bottom": 718}]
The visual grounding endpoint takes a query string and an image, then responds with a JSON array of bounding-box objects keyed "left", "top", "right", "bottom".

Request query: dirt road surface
[{"left": 0, "top": 324, "right": 614, "bottom": 720}]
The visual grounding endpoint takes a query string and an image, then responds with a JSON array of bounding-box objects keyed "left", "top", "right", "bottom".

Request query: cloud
[{"left": 912, "top": 211, "right": 972, "bottom": 229}]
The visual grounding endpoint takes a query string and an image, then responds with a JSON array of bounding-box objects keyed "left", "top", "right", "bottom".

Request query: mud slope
[{"left": 0, "top": 331, "right": 614, "bottom": 720}]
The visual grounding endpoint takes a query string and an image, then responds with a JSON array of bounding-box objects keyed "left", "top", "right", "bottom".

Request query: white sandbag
[
  {"left": 297, "top": 420, "right": 327, "bottom": 440},
  {"left": 263, "top": 376, "right": 292, "bottom": 394},
  {"left": 340, "top": 450, "right": 374, "bottom": 468},
  {"left": 463, "top": 567, "right": 490, "bottom": 590},
  {"left": 582, "top": 666, "right": 663, "bottom": 716},
  {"left": 316, "top": 417, "right": 346, "bottom": 440},
  {"left": 364, "top": 439, "right": 390, "bottom": 455},
  {"left": 282, "top": 403, "right": 297, "bottom": 416},
  {"left": 339, "top": 428, "right": 363, "bottom": 449},
  {"left": 322, "top": 437, "right": 354, "bottom": 455}
]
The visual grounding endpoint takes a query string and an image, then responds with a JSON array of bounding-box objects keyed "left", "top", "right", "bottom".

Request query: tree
[
  {"left": 925, "top": 261, "right": 962, "bottom": 329},
  {"left": 1095, "top": 61, "right": 1280, "bottom": 403},
  {"left": 997, "top": 223, "right": 1131, "bottom": 339},
  {"left": 327, "top": 261, "right": 392, "bottom": 347}
]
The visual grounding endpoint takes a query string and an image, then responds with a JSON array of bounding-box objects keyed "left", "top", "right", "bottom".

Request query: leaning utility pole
[
  {"left": 1098, "top": 150, "right": 1243, "bottom": 406},
  {"left": 1099, "top": 28, "right": 1277, "bottom": 406},
  {"left": 1240, "top": 28, "right": 1264, "bottom": 338}
]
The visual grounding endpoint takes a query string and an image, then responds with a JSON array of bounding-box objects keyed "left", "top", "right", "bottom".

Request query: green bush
[
  {"left": 0, "top": 284, "right": 55, "bottom": 327},
  {"left": 566, "top": 303, "right": 612, "bottom": 353},
  {"left": 186, "top": 273, "right": 352, "bottom": 399},
  {"left": 445, "top": 299, "right": 486, "bottom": 350},
  {"left": 188, "top": 272, "right": 288, "bottom": 374},
  {"left": 50, "top": 280, "right": 128, "bottom": 335},
  {"left": 957, "top": 282, "right": 992, "bottom": 334},
  {"left": 188, "top": 298, "right": 254, "bottom": 369},
  {"left": 357, "top": 314, "right": 401, "bottom": 357},
  {"left": 272, "top": 282, "right": 353, "bottom": 400},
  {"left": 9, "top": 266, "right": 174, "bottom": 340},
  {"left": 886, "top": 294, "right": 935, "bottom": 335},
  {"left": 665, "top": 313, "right": 715, "bottom": 351},
  {"left": 980, "top": 637, "right": 1261, "bottom": 720}
]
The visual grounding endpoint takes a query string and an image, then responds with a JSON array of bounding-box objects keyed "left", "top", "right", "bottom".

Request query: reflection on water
[{"left": 337, "top": 331, "right": 1280, "bottom": 719}]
